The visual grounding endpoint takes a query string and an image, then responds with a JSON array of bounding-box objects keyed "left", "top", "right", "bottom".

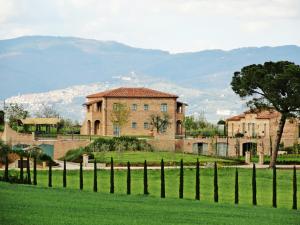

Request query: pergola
[{"left": 19, "top": 118, "right": 61, "bottom": 134}]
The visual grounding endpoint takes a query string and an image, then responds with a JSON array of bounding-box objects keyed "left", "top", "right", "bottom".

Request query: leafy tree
[
  {"left": 231, "top": 61, "right": 300, "bottom": 167},
  {"left": 179, "top": 159, "right": 184, "bottom": 199},
  {"left": 195, "top": 158, "right": 200, "bottom": 200},
  {"left": 35, "top": 104, "right": 59, "bottom": 118},
  {"left": 4, "top": 103, "right": 29, "bottom": 128},
  {"left": 109, "top": 103, "right": 130, "bottom": 137},
  {"left": 0, "top": 110, "right": 4, "bottom": 125},
  {"left": 214, "top": 162, "right": 218, "bottom": 203},
  {"left": 150, "top": 113, "right": 170, "bottom": 134},
  {"left": 127, "top": 161, "right": 131, "bottom": 195}
]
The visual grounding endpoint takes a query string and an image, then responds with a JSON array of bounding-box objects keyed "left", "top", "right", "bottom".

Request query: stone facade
[{"left": 80, "top": 87, "right": 186, "bottom": 138}]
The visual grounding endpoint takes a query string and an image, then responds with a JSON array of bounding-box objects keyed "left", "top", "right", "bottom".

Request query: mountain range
[{"left": 1, "top": 36, "right": 300, "bottom": 122}]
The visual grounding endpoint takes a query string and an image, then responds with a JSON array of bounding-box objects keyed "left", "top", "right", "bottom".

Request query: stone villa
[{"left": 80, "top": 87, "right": 186, "bottom": 138}]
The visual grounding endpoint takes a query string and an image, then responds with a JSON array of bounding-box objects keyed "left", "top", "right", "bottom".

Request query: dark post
[
  {"left": 273, "top": 165, "right": 277, "bottom": 208},
  {"left": 63, "top": 159, "right": 67, "bottom": 188},
  {"left": 161, "top": 159, "right": 165, "bottom": 198},
  {"left": 195, "top": 158, "right": 200, "bottom": 200},
  {"left": 33, "top": 156, "right": 37, "bottom": 185},
  {"left": 48, "top": 161, "right": 52, "bottom": 187},
  {"left": 214, "top": 162, "right": 218, "bottom": 203},
  {"left": 20, "top": 155, "right": 24, "bottom": 183},
  {"left": 110, "top": 157, "right": 114, "bottom": 194},
  {"left": 93, "top": 160, "right": 97, "bottom": 192},
  {"left": 179, "top": 159, "right": 184, "bottom": 199},
  {"left": 79, "top": 161, "right": 83, "bottom": 190},
  {"left": 127, "top": 161, "right": 131, "bottom": 195},
  {"left": 292, "top": 165, "right": 297, "bottom": 210},
  {"left": 4, "top": 154, "right": 9, "bottom": 182},
  {"left": 144, "top": 160, "right": 149, "bottom": 195},
  {"left": 252, "top": 164, "right": 257, "bottom": 205},
  {"left": 235, "top": 168, "right": 239, "bottom": 204},
  {"left": 26, "top": 155, "right": 31, "bottom": 184}
]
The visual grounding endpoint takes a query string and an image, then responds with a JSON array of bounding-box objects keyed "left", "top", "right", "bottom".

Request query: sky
[{"left": 0, "top": 0, "right": 299, "bottom": 53}]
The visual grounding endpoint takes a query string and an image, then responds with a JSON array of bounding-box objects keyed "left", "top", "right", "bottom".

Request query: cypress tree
[
  {"left": 195, "top": 158, "right": 200, "bottom": 200},
  {"left": 235, "top": 168, "right": 239, "bottom": 204},
  {"left": 144, "top": 160, "right": 149, "bottom": 195},
  {"left": 252, "top": 163, "right": 257, "bottom": 205},
  {"left": 214, "top": 162, "right": 218, "bottom": 203},
  {"left": 127, "top": 161, "right": 131, "bottom": 195},
  {"left": 26, "top": 155, "right": 31, "bottom": 184},
  {"left": 161, "top": 159, "right": 165, "bottom": 198},
  {"left": 4, "top": 154, "right": 9, "bottom": 182},
  {"left": 110, "top": 157, "right": 114, "bottom": 194},
  {"left": 273, "top": 165, "right": 277, "bottom": 208},
  {"left": 79, "top": 161, "right": 83, "bottom": 190},
  {"left": 292, "top": 165, "right": 297, "bottom": 210},
  {"left": 48, "top": 161, "right": 52, "bottom": 187},
  {"left": 20, "top": 155, "right": 24, "bottom": 183},
  {"left": 179, "top": 159, "right": 184, "bottom": 199},
  {"left": 63, "top": 159, "right": 67, "bottom": 188},
  {"left": 93, "top": 160, "right": 97, "bottom": 192},
  {"left": 33, "top": 156, "right": 37, "bottom": 185}
]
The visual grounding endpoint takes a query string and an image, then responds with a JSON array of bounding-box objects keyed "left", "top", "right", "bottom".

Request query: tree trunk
[{"left": 269, "top": 115, "right": 286, "bottom": 168}]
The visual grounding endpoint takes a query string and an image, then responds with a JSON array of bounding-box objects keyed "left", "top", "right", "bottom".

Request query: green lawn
[
  {"left": 3, "top": 167, "right": 299, "bottom": 209},
  {"left": 0, "top": 182, "right": 299, "bottom": 225},
  {"left": 93, "top": 151, "right": 241, "bottom": 166}
]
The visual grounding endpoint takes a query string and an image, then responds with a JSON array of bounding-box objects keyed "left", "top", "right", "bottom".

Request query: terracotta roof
[
  {"left": 227, "top": 109, "right": 280, "bottom": 122},
  {"left": 87, "top": 87, "right": 178, "bottom": 98}
]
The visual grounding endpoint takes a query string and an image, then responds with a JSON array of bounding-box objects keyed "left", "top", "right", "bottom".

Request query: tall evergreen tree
[
  {"left": 214, "top": 162, "right": 218, "bottom": 203},
  {"left": 292, "top": 165, "right": 297, "bottom": 210},
  {"left": 33, "top": 156, "right": 37, "bottom": 185},
  {"left": 110, "top": 157, "right": 114, "bottom": 194},
  {"left": 252, "top": 164, "right": 257, "bottom": 205},
  {"left": 144, "top": 160, "right": 149, "bottom": 195},
  {"left": 273, "top": 165, "right": 277, "bottom": 208},
  {"left": 4, "top": 154, "right": 9, "bottom": 182},
  {"left": 20, "top": 155, "right": 24, "bottom": 183},
  {"left": 195, "top": 158, "right": 200, "bottom": 200},
  {"left": 235, "top": 168, "right": 239, "bottom": 204},
  {"left": 161, "top": 159, "right": 165, "bottom": 198},
  {"left": 93, "top": 160, "right": 97, "bottom": 192},
  {"left": 63, "top": 159, "right": 67, "bottom": 188},
  {"left": 179, "top": 159, "right": 184, "bottom": 199},
  {"left": 127, "top": 161, "right": 131, "bottom": 195},
  {"left": 26, "top": 155, "right": 31, "bottom": 184},
  {"left": 80, "top": 161, "right": 83, "bottom": 190},
  {"left": 48, "top": 161, "right": 52, "bottom": 187}
]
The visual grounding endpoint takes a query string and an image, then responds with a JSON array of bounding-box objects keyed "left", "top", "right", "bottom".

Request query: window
[
  {"left": 161, "top": 103, "right": 168, "bottom": 112},
  {"left": 132, "top": 104, "right": 137, "bottom": 111},
  {"left": 113, "top": 125, "right": 120, "bottom": 136},
  {"left": 144, "top": 104, "right": 149, "bottom": 111},
  {"left": 132, "top": 122, "right": 137, "bottom": 129},
  {"left": 96, "top": 102, "right": 102, "bottom": 112},
  {"left": 144, "top": 122, "right": 149, "bottom": 129},
  {"left": 87, "top": 105, "right": 90, "bottom": 112}
]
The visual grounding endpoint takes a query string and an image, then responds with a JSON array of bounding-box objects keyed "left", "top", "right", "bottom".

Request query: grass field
[
  {"left": 3, "top": 167, "right": 299, "bottom": 209},
  {"left": 93, "top": 151, "right": 241, "bottom": 166},
  {"left": 0, "top": 182, "right": 299, "bottom": 225}
]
